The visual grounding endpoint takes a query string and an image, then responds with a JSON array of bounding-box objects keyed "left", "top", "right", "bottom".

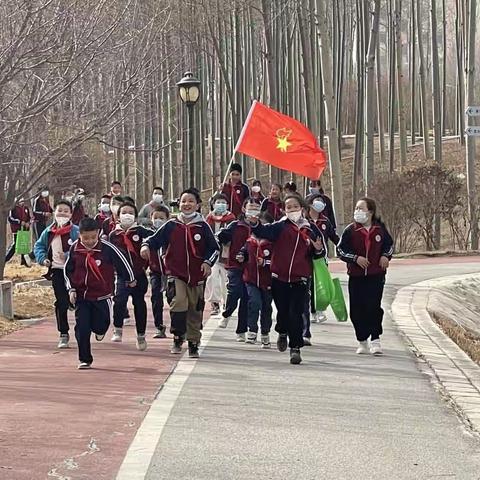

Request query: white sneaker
[
  {"left": 218, "top": 316, "right": 229, "bottom": 328},
  {"left": 245, "top": 332, "right": 257, "bottom": 344},
  {"left": 316, "top": 311, "right": 328, "bottom": 323},
  {"left": 77, "top": 362, "right": 91, "bottom": 370},
  {"left": 57, "top": 334, "right": 69, "bottom": 349},
  {"left": 370, "top": 339, "right": 383, "bottom": 356},
  {"left": 136, "top": 335, "right": 147, "bottom": 351},
  {"left": 261, "top": 334, "right": 271, "bottom": 349},
  {"left": 111, "top": 328, "right": 123, "bottom": 342},
  {"left": 356, "top": 340, "right": 370, "bottom": 354},
  {"left": 236, "top": 333, "right": 246, "bottom": 342},
  {"left": 123, "top": 318, "right": 131, "bottom": 326},
  {"left": 23, "top": 255, "right": 32, "bottom": 267}
]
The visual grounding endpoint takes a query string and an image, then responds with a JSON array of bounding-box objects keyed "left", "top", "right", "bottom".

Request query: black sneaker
[
  {"left": 188, "top": 341, "right": 200, "bottom": 358},
  {"left": 290, "top": 348, "right": 302, "bottom": 365},
  {"left": 277, "top": 334, "right": 288, "bottom": 352},
  {"left": 211, "top": 302, "right": 220, "bottom": 316},
  {"left": 171, "top": 337, "right": 183, "bottom": 354}
]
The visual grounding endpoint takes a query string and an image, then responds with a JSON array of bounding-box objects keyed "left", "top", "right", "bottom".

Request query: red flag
[{"left": 235, "top": 101, "right": 327, "bottom": 179}]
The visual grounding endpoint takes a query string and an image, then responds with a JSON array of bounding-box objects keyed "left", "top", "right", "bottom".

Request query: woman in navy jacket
[{"left": 337, "top": 197, "right": 394, "bottom": 356}]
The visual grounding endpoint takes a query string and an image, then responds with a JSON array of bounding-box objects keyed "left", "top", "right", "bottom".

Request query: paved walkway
[{"left": 2, "top": 258, "right": 480, "bottom": 479}]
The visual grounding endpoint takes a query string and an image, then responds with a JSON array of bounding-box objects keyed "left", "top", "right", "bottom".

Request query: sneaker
[
  {"left": 356, "top": 340, "right": 370, "bottom": 355},
  {"left": 316, "top": 311, "right": 328, "bottom": 324},
  {"left": 153, "top": 326, "right": 167, "bottom": 339},
  {"left": 136, "top": 335, "right": 147, "bottom": 351},
  {"left": 77, "top": 362, "right": 91, "bottom": 370},
  {"left": 236, "top": 333, "right": 246, "bottom": 342},
  {"left": 188, "top": 341, "right": 200, "bottom": 358},
  {"left": 261, "top": 334, "right": 271, "bottom": 349},
  {"left": 171, "top": 337, "right": 183, "bottom": 354},
  {"left": 218, "top": 316, "right": 229, "bottom": 328},
  {"left": 23, "top": 255, "right": 32, "bottom": 268},
  {"left": 123, "top": 318, "right": 131, "bottom": 326},
  {"left": 276, "top": 334, "right": 288, "bottom": 352},
  {"left": 290, "top": 348, "right": 302, "bottom": 365},
  {"left": 211, "top": 303, "right": 220, "bottom": 316},
  {"left": 303, "top": 337, "right": 312, "bottom": 346},
  {"left": 57, "top": 334, "right": 69, "bottom": 349},
  {"left": 370, "top": 339, "right": 383, "bottom": 356},
  {"left": 111, "top": 328, "right": 123, "bottom": 342},
  {"left": 95, "top": 333, "right": 105, "bottom": 342},
  {"left": 245, "top": 332, "right": 257, "bottom": 344}
]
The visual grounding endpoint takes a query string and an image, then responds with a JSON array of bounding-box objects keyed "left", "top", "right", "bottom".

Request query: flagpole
[{"left": 221, "top": 100, "right": 258, "bottom": 186}]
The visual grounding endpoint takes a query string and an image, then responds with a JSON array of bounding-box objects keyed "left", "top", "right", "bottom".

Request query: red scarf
[
  {"left": 118, "top": 230, "right": 138, "bottom": 257},
  {"left": 230, "top": 182, "right": 243, "bottom": 208},
  {"left": 76, "top": 246, "right": 104, "bottom": 283},
  {"left": 50, "top": 223, "right": 72, "bottom": 237}
]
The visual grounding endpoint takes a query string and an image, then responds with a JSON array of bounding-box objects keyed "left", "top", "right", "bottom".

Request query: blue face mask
[
  {"left": 309, "top": 187, "right": 320, "bottom": 195},
  {"left": 214, "top": 203, "right": 227, "bottom": 214}
]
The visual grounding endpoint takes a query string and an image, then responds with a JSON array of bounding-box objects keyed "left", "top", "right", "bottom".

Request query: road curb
[{"left": 392, "top": 277, "right": 480, "bottom": 434}]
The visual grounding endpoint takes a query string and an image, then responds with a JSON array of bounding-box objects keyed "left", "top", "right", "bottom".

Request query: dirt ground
[
  {"left": 13, "top": 285, "right": 54, "bottom": 320},
  {"left": 0, "top": 316, "right": 23, "bottom": 338},
  {"left": 4, "top": 261, "right": 46, "bottom": 283}
]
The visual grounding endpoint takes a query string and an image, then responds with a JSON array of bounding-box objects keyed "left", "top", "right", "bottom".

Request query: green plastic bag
[
  {"left": 312, "top": 258, "right": 334, "bottom": 311},
  {"left": 330, "top": 278, "right": 348, "bottom": 322},
  {"left": 15, "top": 229, "right": 31, "bottom": 255}
]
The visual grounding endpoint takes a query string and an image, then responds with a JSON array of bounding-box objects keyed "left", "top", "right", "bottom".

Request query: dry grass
[
  {"left": 4, "top": 261, "right": 45, "bottom": 283},
  {"left": 0, "top": 316, "right": 23, "bottom": 338},
  {"left": 432, "top": 312, "right": 480, "bottom": 366},
  {"left": 13, "top": 285, "right": 54, "bottom": 319}
]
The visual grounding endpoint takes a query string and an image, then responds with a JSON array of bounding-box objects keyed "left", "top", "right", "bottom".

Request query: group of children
[{"left": 28, "top": 161, "right": 393, "bottom": 369}]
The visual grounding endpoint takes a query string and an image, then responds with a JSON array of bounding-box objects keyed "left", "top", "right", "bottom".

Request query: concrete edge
[{"left": 391, "top": 274, "right": 480, "bottom": 435}]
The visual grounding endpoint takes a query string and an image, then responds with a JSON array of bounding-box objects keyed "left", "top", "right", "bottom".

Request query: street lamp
[{"left": 177, "top": 71, "right": 201, "bottom": 188}]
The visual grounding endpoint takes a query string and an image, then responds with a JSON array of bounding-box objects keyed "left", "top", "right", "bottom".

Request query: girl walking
[{"left": 337, "top": 197, "right": 393, "bottom": 355}]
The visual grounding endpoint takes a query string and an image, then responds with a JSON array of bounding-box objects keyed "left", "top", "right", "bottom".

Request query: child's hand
[
  {"left": 379, "top": 256, "right": 390, "bottom": 270},
  {"left": 127, "top": 280, "right": 137, "bottom": 288},
  {"left": 356, "top": 256, "right": 370, "bottom": 269},
  {"left": 140, "top": 246, "right": 150, "bottom": 260},
  {"left": 43, "top": 259, "right": 51, "bottom": 267},
  {"left": 69, "top": 290, "right": 77, "bottom": 305},
  {"left": 236, "top": 253, "right": 245, "bottom": 263},
  {"left": 201, "top": 263, "right": 212, "bottom": 278}
]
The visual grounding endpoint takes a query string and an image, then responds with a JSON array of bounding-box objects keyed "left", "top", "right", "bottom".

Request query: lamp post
[{"left": 177, "top": 71, "right": 201, "bottom": 188}]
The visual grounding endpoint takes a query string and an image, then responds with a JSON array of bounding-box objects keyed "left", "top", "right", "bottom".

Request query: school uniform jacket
[
  {"left": 240, "top": 237, "right": 273, "bottom": 290},
  {"left": 252, "top": 218, "right": 326, "bottom": 283},
  {"left": 101, "top": 217, "right": 117, "bottom": 238},
  {"left": 71, "top": 203, "right": 87, "bottom": 225},
  {"left": 8, "top": 205, "right": 31, "bottom": 234},
  {"left": 64, "top": 239, "right": 135, "bottom": 301},
  {"left": 143, "top": 213, "right": 219, "bottom": 286},
  {"left": 109, "top": 224, "right": 154, "bottom": 278},
  {"left": 94, "top": 212, "right": 110, "bottom": 229},
  {"left": 216, "top": 220, "right": 251, "bottom": 270},
  {"left": 312, "top": 214, "right": 340, "bottom": 246},
  {"left": 260, "top": 198, "right": 285, "bottom": 222},
  {"left": 305, "top": 193, "right": 336, "bottom": 229},
  {"left": 337, "top": 222, "right": 394, "bottom": 277},
  {"left": 221, "top": 181, "right": 250, "bottom": 217},
  {"left": 33, "top": 196, "right": 53, "bottom": 225}
]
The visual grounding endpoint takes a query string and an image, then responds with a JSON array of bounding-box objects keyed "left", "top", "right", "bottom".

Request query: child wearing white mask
[
  {"left": 33, "top": 200, "right": 80, "bottom": 349},
  {"left": 337, "top": 197, "right": 394, "bottom": 355},
  {"left": 250, "top": 179, "right": 265, "bottom": 205},
  {"left": 101, "top": 195, "right": 123, "bottom": 239},
  {"left": 205, "top": 194, "right": 236, "bottom": 316},
  {"left": 148, "top": 207, "right": 170, "bottom": 338},
  {"left": 108, "top": 202, "right": 154, "bottom": 350},
  {"left": 95, "top": 194, "right": 112, "bottom": 229},
  {"left": 138, "top": 187, "right": 169, "bottom": 227}
]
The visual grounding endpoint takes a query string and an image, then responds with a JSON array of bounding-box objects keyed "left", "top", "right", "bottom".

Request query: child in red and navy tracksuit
[
  {"left": 216, "top": 199, "right": 257, "bottom": 340},
  {"left": 108, "top": 202, "right": 154, "bottom": 350},
  {"left": 101, "top": 195, "right": 124, "bottom": 238},
  {"left": 6, "top": 199, "right": 32, "bottom": 265},
  {"left": 238, "top": 212, "right": 274, "bottom": 348},
  {"left": 337, "top": 197, "right": 393, "bottom": 356},
  {"left": 33, "top": 188, "right": 53, "bottom": 240},
  {"left": 247, "top": 195, "right": 325, "bottom": 365},
  {"left": 149, "top": 207, "right": 170, "bottom": 339},
  {"left": 260, "top": 183, "right": 285, "bottom": 221},
  {"left": 141, "top": 189, "right": 219, "bottom": 358},
  {"left": 95, "top": 194, "right": 112, "bottom": 229},
  {"left": 220, "top": 163, "right": 250, "bottom": 218},
  {"left": 65, "top": 218, "right": 135, "bottom": 369}
]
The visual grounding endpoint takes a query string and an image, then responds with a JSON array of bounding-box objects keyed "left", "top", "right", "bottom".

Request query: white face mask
[
  {"left": 152, "top": 194, "right": 163, "bottom": 204},
  {"left": 120, "top": 213, "right": 135, "bottom": 228},
  {"left": 287, "top": 211, "right": 302, "bottom": 223},
  {"left": 182, "top": 211, "right": 196, "bottom": 219},
  {"left": 312, "top": 200, "right": 326, "bottom": 213},
  {"left": 354, "top": 210, "right": 369, "bottom": 224},
  {"left": 55, "top": 214, "right": 71, "bottom": 226},
  {"left": 252, "top": 186, "right": 261, "bottom": 193},
  {"left": 41, "top": 191, "right": 49, "bottom": 198},
  {"left": 245, "top": 208, "right": 260, "bottom": 218},
  {"left": 99, "top": 204, "right": 110, "bottom": 213},
  {"left": 111, "top": 205, "right": 120, "bottom": 216},
  {"left": 153, "top": 219, "right": 166, "bottom": 229}
]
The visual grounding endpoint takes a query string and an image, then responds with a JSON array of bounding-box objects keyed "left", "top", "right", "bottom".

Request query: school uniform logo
[
  {"left": 68, "top": 239, "right": 73, "bottom": 245},
  {"left": 96, "top": 259, "right": 102, "bottom": 266},
  {"left": 263, "top": 249, "right": 270, "bottom": 257},
  {"left": 132, "top": 234, "right": 140, "bottom": 242},
  {"left": 321, "top": 224, "right": 327, "bottom": 230},
  {"left": 236, "top": 189, "right": 241, "bottom": 194},
  {"left": 375, "top": 235, "right": 381, "bottom": 242},
  {"left": 194, "top": 234, "right": 202, "bottom": 241}
]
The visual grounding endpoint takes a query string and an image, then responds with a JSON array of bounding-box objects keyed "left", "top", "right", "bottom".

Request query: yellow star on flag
[{"left": 276, "top": 135, "right": 292, "bottom": 153}]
